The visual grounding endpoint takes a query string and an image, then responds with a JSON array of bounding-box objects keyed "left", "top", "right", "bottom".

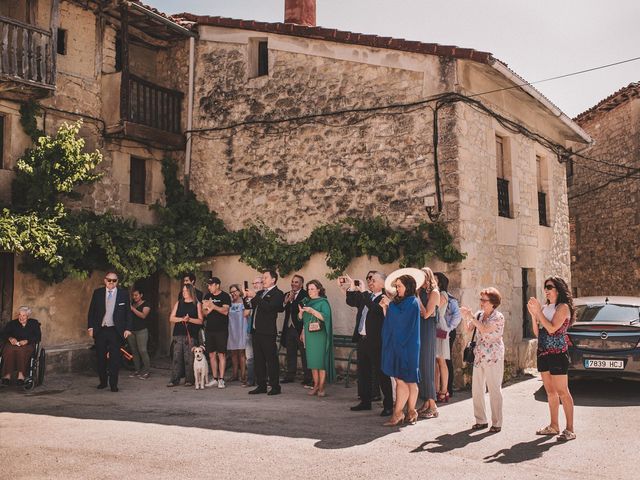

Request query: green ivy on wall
[{"left": 6, "top": 102, "right": 466, "bottom": 287}]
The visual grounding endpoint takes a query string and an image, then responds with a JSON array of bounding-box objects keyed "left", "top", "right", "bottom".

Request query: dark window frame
[
  {"left": 257, "top": 41, "right": 268, "bottom": 77},
  {"left": 0, "top": 115, "right": 5, "bottom": 170},
  {"left": 129, "top": 157, "right": 146, "bottom": 205},
  {"left": 57, "top": 28, "right": 67, "bottom": 55}
]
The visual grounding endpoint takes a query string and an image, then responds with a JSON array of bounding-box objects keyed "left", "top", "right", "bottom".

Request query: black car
[{"left": 567, "top": 296, "right": 640, "bottom": 379}]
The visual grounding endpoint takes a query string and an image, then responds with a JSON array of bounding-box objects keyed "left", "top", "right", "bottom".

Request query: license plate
[{"left": 584, "top": 359, "right": 624, "bottom": 369}]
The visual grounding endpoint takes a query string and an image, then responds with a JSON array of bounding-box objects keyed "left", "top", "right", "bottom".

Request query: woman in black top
[
  {"left": 2, "top": 306, "right": 41, "bottom": 386},
  {"left": 128, "top": 289, "right": 152, "bottom": 379},
  {"left": 167, "top": 284, "right": 203, "bottom": 387}
]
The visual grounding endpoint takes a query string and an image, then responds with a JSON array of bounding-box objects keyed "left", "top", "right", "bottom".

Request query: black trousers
[
  {"left": 357, "top": 336, "right": 393, "bottom": 409},
  {"left": 446, "top": 329, "right": 456, "bottom": 394},
  {"left": 95, "top": 326, "right": 122, "bottom": 388},
  {"left": 284, "top": 327, "right": 311, "bottom": 382},
  {"left": 253, "top": 332, "right": 279, "bottom": 389}
]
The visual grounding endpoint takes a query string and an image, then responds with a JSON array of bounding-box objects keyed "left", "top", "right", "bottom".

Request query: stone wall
[
  {"left": 190, "top": 36, "right": 455, "bottom": 240},
  {"left": 570, "top": 98, "right": 640, "bottom": 296},
  {"left": 455, "top": 99, "right": 570, "bottom": 371}
]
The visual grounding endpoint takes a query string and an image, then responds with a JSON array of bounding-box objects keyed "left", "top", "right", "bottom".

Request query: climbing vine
[{"left": 7, "top": 102, "right": 466, "bottom": 286}]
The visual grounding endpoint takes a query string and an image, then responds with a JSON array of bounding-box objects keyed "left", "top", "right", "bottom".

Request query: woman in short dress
[
  {"left": 227, "top": 284, "right": 250, "bottom": 383},
  {"left": 527, "top": 276, "right": 576, "bottom": 442},
  {"left": 434, "top": 272, "right": 451, "bottom": 403},
  {"left": 416, "top": 268, "right": 440, "bottom": 419}
]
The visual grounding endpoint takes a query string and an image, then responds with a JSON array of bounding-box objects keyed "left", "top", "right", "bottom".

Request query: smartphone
[
  {"left": 354, "top": 280, "right": 361, "bottom": 287},
  {"left": 244, "top": 280, "right": 249, "bottom": 290},
  {"left": 338, "top": 276, "right": 346, "bottom": 284}
]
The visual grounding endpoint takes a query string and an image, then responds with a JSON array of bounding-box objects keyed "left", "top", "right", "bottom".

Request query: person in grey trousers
[{"left": 128, "top": 288, "right": 152, "bottom": 379}]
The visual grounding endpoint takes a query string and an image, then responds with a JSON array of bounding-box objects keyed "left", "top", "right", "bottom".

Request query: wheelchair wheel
[{"left": 24, "top": 377, "right": 35, "bottom": 391}]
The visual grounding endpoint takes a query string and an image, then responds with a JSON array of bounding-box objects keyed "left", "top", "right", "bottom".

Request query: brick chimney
[{"left": 284, "top": 0, "right": 316, "bottom": 26}]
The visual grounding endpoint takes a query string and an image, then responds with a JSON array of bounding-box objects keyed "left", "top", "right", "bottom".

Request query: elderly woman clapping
[
  {"left": 1, "top": 306, "right": 41, "bottom": 386},
  {"left": 460, "top": 288, "right": 505, "bottom": 433}
]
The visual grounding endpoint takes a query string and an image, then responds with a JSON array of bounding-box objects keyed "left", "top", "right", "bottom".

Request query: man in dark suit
[
  {"left": 245, "top": 269, "right": 285, "bottom": 396},
  {"left": 281, "top": 274, "right": 311, "bottom": 385},
  {"left": 343, "top": 271, "right": 393, "bottom": 416},
  {"left": 87, "top": 270, "right": 132, "bottom": 392}
]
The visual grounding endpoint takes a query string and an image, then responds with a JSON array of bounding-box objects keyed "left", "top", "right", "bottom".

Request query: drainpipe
[{"left": 184, "top": 36, "right": 195, "bottom": 191}]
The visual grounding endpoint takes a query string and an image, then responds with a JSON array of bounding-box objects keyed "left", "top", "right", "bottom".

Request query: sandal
[
  {"left": 557, "top": 429, "right": 576, "bottom": 442},
  {"left": 419, "top": 408, "right": 439, "bottom": 419},
  {"left": 489, "top": 426, "right": 501, "bottom": 433},
  {"left": 471, "top": 423, "right": 488, "bottom": 430},
  {"left": 536, "top": 425, "right": 560, "bottom": 436}
]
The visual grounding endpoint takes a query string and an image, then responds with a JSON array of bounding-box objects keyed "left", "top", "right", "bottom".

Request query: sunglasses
[
  {"left": 366, "top": 276, "right": 374, "bottom": 281},
  {"left": 230, "top": 290, "right": 239, "bottom": 294},
  {"left": 544, "top": 284, "right": 555, "bottom": 290},
  {"left": 105, "top": 278, "right": 118, "bottom": 283}
]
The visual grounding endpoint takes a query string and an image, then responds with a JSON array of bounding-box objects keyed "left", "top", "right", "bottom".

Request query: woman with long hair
[
  {"left": 227, "top": 284, "right": 251, "bottom": 384},
  {"left": 527, "top": 276, "right": 576, "bottom": 441},
  {"left": 416, "top": 268, "right": 440, "bottom": 419},
  {"left": 380, "top": 274, "right": 421, "bottom": 426},
  {"left": 433, "top": 271, "right": 451, "bottom": 403},
  {"left": 167, "top": 284, "right": 203, "bottom": 387},
  {"left": 299, "top": 280, "right": 335, "bottom": 397}
]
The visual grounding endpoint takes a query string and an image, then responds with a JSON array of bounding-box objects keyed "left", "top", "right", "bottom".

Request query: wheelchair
[{"left": 0, "top": 329, "right": 46, "bottom": 391}]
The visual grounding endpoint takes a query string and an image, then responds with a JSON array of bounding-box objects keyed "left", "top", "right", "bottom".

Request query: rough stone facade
[
  {"left": 187, "top": 26, "right": 587, "bottom": 379},
  {"left": 1, "top": 0, "right": 190, "bottom": 366},
  {"left": 570, "top": 85, "right": 640, "bottom": 296}
]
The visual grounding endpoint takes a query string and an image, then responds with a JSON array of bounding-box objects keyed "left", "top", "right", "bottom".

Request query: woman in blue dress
[{"left": 381, "top": 274, "right": 421, "bottom": 426}]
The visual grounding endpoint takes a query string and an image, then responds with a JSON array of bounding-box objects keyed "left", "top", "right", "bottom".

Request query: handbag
[
  {"left": 308, "top": 321, "right": 322, "bottom": 332},
  {"left": 436, "top": 328, "right": 448, "bottom": 339},
  {"left": 463, "top": 327, "right": 476, "bottom": 364}
]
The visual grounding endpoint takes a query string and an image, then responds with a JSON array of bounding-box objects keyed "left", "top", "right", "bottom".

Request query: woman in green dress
[{"left": 299, "top": 280, "right": 335, "bottom": 396}]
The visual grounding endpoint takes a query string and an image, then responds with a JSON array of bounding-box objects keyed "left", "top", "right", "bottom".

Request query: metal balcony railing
[
  {"left": 497, "top": 177, "right": 510, "bottom": 218},
  {"left": 538, "top": 191, "right": 548, "bottom": 226}
]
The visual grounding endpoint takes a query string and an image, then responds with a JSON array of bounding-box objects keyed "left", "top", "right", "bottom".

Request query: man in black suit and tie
[
  {"left": 343, "top": 271, "right": 393, "bottom": 416},
  {"left": 244, "top": 269, "right": 285, "bottom": 395},
  {"left": 281, "top": 274, "right": 311, "bottom": 385},
  {"left": 87, "top": 270, "right": 132, "bottom": 392}
]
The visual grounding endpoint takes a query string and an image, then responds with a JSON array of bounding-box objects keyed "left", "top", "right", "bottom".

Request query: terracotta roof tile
[
  {"left": 173, "top": 13, "right": 494, "bottom": 65},
  {"left": 574, "top": 82, "right": 640, "bottom": 123}
]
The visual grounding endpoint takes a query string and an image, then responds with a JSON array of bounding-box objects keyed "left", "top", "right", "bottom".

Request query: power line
[
  {"left": 568, "top": 168, "right": 639, "bottom": 201},
  {"left": 468, "top": 55, "right": 640, "bottom": 98}
]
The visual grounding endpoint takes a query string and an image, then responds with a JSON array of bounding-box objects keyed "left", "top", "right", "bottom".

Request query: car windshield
[{"left": 575, "top": 304, "right": 640, "bottom": 323}]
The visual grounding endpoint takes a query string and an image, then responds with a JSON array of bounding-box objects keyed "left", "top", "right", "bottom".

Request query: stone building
[
  {"left": 1, "top": 0, "right": 592, "bottom": 379},
  {"left": 569, "top": 82, "right": 640, "bottom": 297},
  {"left": 179, "top": 0, "right": 591, "bottom": 377},
  {"left": 1, "top": 0, "right": 193, "bottom": 368}
]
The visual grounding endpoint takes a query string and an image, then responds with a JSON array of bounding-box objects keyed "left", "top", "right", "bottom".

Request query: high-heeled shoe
[
  {"left": 307, "top": 387, "right": 318, "bottom": 396},
  {"left": 437, "top": 391, "right": 450, "bottom": 403},
  {"left": 317, "top": 390, "right": 326, "bottom": 397},
  {"left": 407, "top": 410, "right": 419, "bottom": 425},
  {"left": 383, "top": 413, "right": 405, "bottom": 427}
]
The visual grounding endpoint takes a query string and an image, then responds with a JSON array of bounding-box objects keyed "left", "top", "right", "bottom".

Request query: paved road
[{"left": 0, "top": 370, "right": 638, "bottom": 479}]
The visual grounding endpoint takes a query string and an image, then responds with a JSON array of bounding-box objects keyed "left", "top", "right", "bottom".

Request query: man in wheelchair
[{"left": 1, "top": 306, "right": 42, "bottom": 387}]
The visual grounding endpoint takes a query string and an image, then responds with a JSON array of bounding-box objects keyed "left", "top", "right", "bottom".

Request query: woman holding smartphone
[{"left": 527, "top": 276, "right": 576, "bottom": 442}]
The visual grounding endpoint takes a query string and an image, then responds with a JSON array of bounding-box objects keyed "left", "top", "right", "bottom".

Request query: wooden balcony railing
[
  {"left": 126, "top": 74, "right": 182, "bottom": 134},
  {"left": 0, "top": 16, "right": 55, "bottom": 88}
]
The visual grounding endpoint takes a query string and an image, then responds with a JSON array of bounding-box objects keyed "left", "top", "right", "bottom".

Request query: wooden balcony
[
  {"left": 102, "top": 72, "right": 184, "bottom": 149},
  {"left": 0, "top": 15, "right": 55, "bottom": 96}
]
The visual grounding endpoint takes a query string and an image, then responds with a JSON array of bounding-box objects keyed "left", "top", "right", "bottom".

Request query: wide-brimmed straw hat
[{"left": 384, "top": 267, "right": 426, "bottom": 297}]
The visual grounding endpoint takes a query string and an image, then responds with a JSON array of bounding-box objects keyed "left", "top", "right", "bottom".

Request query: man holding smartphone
[
  {"left": 281, "top": 274, "right": 310, "bottom": 385},
  {"left": 341, "top": 271, "right": 393, "bottom": 416}
]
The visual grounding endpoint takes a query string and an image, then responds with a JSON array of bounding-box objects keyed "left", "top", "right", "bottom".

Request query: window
[
  {"left": 496, "top": 135, "right": 511, "bottom": 218},
  {"left": 0, "top": 115, "right": 5, "bottom": 169},
  {"left": 57, "top": 28, "right": 67, "bottom": 55},
  {"left": 248, "top": 38, "right": 268, "bottom": 78},
  {"left": 258, "top": 41, "right": 268, "bottom": 76},
  {"left": 129, "top": 157, "right": 146, "bottom": 204},
  {"left": 536, "top": 155, "right": 549, "bottom": 226}
]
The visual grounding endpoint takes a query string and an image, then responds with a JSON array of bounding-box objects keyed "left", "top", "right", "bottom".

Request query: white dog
[{"left": 192, "top": 346, "right": 209, "bottom": 390}]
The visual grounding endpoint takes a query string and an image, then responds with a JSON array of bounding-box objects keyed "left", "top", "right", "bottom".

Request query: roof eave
[{"left": 489, "top": 59, "right": 593, "bottom": 145}]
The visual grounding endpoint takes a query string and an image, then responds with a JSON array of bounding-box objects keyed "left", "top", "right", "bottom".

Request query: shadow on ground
[
  {"left": 533, "top": 377, "right": 640, "bottom": 407},
  {"left": 0, "top": 366, "right": 468, "bottom": 450},
  {"left": 411, "top": 428, "right": 494, "bottom": 454},
  {"left": 483, "top": 435, "right": 563, "bottom": 463}
]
